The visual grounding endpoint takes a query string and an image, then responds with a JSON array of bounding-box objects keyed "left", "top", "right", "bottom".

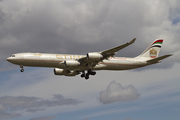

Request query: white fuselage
[{"left": 7, "top": 53, "right": 149, "bottom": 71}]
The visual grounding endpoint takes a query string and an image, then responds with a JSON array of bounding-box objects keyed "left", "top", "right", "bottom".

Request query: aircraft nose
[{"left": 6, "top": 57, "right": 11, "bottom": 61}]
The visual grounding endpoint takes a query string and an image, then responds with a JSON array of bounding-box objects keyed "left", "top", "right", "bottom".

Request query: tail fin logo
[
  {"left": 136, "top": 39, "right": 163, "bottom": 58},
  {"left": 151, "top": 40, "right": 163, "bottom": 48},
  {"left": 150, "top": 48, "right": 157, "bottom": 58}
]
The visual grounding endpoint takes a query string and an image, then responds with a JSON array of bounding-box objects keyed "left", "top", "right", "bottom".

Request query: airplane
[{"left": 6, "top": 38, "right": 172, "bottom": 80}]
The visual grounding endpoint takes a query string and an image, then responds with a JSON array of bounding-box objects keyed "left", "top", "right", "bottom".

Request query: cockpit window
[{"left": 10, "top": 55, "right": 15, "bottom": 57}]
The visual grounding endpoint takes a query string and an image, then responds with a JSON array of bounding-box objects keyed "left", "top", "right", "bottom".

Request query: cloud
[
  {"left": 122, "top": 118, "right": 132, "bottom": 120},
  {"left": 0, "top": 94, "right": 82, "bottom": 119},
  {"left": 0, "top": 94, "right": 82, "bottom": 111},
  {"left": 0, "top": 0, "right": 179, "bottom": 71},
  {"left": 26, "top": 108, "right": 45, "bottom": 113},
  {"left": 0, "top": 1, "right": 179, "bottom": 120},
  {"left": 30, "top": 116, "right": 56, "bottom": 120},
  {"left": 99, "top": 81, "right": 140, "bottom": 104},
  {"left": 0, "top": 110, "right": 21, "bottom": 119}
]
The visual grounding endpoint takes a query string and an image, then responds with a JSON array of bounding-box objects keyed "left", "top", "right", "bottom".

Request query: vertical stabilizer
[{"left": 137, "top": 39, "right": 163, "bottom": 59}]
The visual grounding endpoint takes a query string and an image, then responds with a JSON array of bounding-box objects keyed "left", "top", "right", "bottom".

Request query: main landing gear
[
  {"left": 20, "top": 65, "right": 24, "bottom": 72},
  {"left": 81, "top": 69, "right": 96, "bottom": 80}
]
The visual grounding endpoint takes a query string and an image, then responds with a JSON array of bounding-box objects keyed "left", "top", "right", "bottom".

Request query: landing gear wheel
[
  {"left": 81, "top": 74, "right": 85, "bottom": 78},
  {"left": 20, "top": 69, "right": 24, "bottom": 72},
  {"left": 91, "top": 71, "right": 96, "bottom": 75},
  {"left": 20, "top": 65, "right": 24, "bottom": 72},
  {"left": 85, "top": 76, "right": 89, "bottom": 80},
  {"left": 85, "top": 73, "right": 89, "bottom": 80},
  {"left": 81, "top": 70, "right": 97, "bottom": 80}
]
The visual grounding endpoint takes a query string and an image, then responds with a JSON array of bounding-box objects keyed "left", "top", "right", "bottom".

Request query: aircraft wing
[
  {"left": 100, "top": 38, "right": 136, "bottom": 57},
  {"left": 78, "top": 56, "right": 99, "bottom": 67},
  {"left": 147, "top": 54, "right": 173, "bottom": 63},
  {"left": 78, "top": 38, "right": 136, "bottom": 67}
]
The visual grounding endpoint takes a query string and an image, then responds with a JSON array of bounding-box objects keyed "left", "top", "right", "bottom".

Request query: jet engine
[
  {"left": 87, "top": 52, "right": 103, "bottom": 61},
  {"left": 54, "top": 68, "right": 79, "bottom": 76},
  {"left": 65, "top": 70, "right": 80, "bottom": 76},
  {"left": 54, "top": 68, "right": 69, "bottom": 75},
  {"left": 64, "top": 60, "right": 81, "bottom": 67}
]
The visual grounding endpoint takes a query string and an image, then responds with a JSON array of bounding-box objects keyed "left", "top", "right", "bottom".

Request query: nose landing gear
[{"left": 20, "top": 65, "right": 24, "bottom": 72}]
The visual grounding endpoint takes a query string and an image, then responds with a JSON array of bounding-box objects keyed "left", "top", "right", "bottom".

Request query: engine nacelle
[
  {"left": 54, "top": 68, "right": 69, "bottom": 75},
  {"left": 87, "top": 52, "right": 103, "bottom": 61},
  {"left": 64, "top": 60, "right": 80, "bottom": 67},
  {"left": 54, "top": 68, "right": 79, "bottom": 76},
  {"left": 65, "top": 71, "right": 80, "bottom": 76}
]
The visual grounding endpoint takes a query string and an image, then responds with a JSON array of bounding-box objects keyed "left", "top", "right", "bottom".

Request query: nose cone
[{"left": 6, "top": 57, "right": 12, "bottom": 61}]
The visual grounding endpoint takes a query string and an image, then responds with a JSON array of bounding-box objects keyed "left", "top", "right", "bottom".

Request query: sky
[{"left": 0, "top": 0, "right": 180, "bottom": 120}]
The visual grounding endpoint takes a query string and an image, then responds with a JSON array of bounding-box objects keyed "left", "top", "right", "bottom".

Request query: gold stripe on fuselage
[{"left": 56, "top": 54, "right": 85, "bottom": 60}]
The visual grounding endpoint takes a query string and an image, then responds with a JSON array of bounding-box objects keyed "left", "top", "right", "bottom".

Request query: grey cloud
[
  {"left": 0, "top": 0, "right": 179, "bottom": 70},
  {"left": 0, "top": 94, "right": 82, "bottom": 119},
  {"left": 0, "top": 94, "right": 81, "bottom": 111},
  {"left": 26, "top": 108, "right": 46, "bottom": 113},
  {"left": 99, "top": 81, "right": 140, "bottom": 104},
  {"left": 122, "top": 118, "right": 132, "bottom": 120},
  {"left": 29, "top": 116, "right": 56, "bottom": 120},
  {"left": 0, "top": 110, "right": 21, "bottom": 119}
]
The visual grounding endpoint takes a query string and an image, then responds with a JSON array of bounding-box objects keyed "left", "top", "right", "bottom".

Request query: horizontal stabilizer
[{"left": 147, "top": 54, "right": 173, "bottom": 63}]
